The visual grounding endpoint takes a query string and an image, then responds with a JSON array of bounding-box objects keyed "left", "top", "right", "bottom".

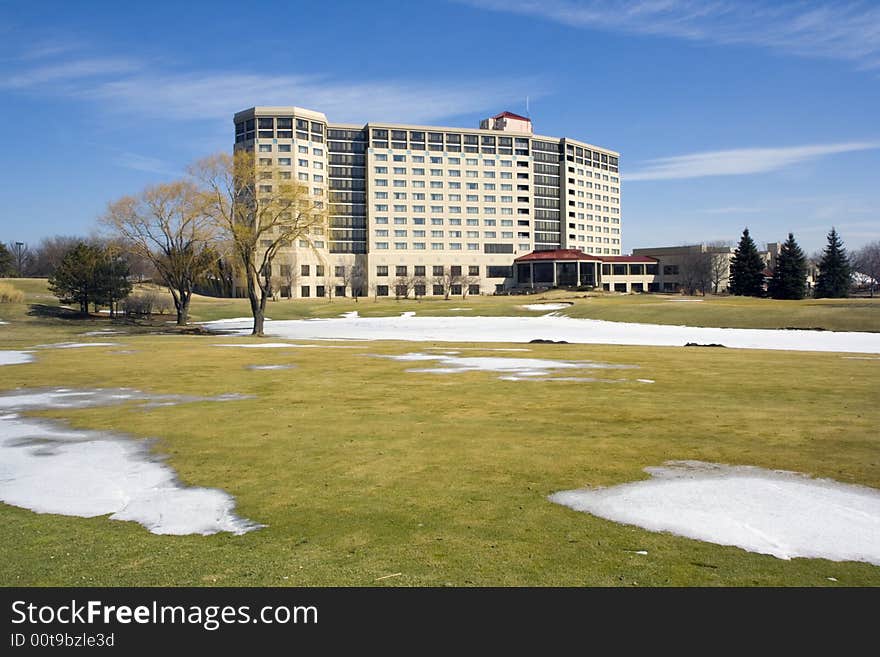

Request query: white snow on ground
[
  {"left": 246, "top": 364, "right": 295, "bottom": 370},
  {"left": 426, "top": 347, "right": 531, "bottom": 352},
  {"left": 212, "top": 343, "right": 362, "bottom": 349},
  {"left": 400, "top": 311, "right": 416, "bottom": 318},
  {"left": 0, "top": 388, "right": 260, "bottom": 535},
  {"left": 374, "top": 352, "right": 636, "bottom": 380},
  {"left": 0, "top": 351, "right": 34, "bottom": 366},
  {"left": 550, "top": 461, "right": 880, "bottom": 565},
  {"left": 36, "top": 342, "right": 120, "bottom": 349},
  {"left": 447, "top": 308, "right": 472, "bottom": 311},
  {"left": 206, "top": 316, "right": 271, "bottom": 323},
  {"left": 519, "top": 303, "right": 573, "bottom": 311},
  {"left": 202, "top": 315, "right": 880, "bottom": 353},
  {"left": 0, "top": 320, "right": 8, "bottom": 325},
  {"left": 340, "top": 311, "right": 359, "bottom": 319},
  {"left": 81, "top": 330, "right": 122, "bottom": 336}
]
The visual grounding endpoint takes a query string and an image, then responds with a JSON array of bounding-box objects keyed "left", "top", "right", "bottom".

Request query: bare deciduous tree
[
  {"left": 392, "top": 274, "right": 415, "bottom": 299},
  {"left": 336, "top": 263, "right": 367, "bottom": 301},
  {"left": 432, "top": 266, "right": 466, "bottom": 300},
  {"left": 678, "top": 248, "right": 712, "bottom": 296},
  {"left": 278, "top": 253, "right": 299, "bottom": 300},
  {"left": 853, "top": 241, "right": 880, "bottom": 297},
  {"left": 192, "top": 151, "right": 327, "bottom": 336},
  {"left": 102, "top": 181, "right": 218, "bottom": 326},
  {"left": 705, "top": 241, "right": 732, "bottom": 295}
]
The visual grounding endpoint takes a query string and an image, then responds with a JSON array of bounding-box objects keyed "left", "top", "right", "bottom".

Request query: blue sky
[{"left": 1, "top": 0, "right": 878, "bottom": 254}]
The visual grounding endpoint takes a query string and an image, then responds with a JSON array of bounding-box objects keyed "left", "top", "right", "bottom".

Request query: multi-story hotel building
[{"left": 233, "top": 106, "right": 621, "bottom": 298}]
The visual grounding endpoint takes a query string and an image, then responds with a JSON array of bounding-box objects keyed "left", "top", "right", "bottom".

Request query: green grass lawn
[
  {"left": 0, "top": 279, "right": 878, "bottom": 586},
  {"left": 6, "top": 278, "right": 879, "bottom": 331},
  {"left": 184, "top": 286, "right": 880, "bottom": 331}
]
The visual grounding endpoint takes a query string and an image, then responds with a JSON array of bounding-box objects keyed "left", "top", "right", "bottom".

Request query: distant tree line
[{"left": 727, "top": 226, "right": 858, "bottom": 300}]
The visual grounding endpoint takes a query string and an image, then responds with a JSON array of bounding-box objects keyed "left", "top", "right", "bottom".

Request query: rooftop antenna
[{"left": 525, "top": 95, "right": 530, "bottom": 117}]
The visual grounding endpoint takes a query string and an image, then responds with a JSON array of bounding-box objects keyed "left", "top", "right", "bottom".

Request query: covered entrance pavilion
[{"left": 514, "top": 249, "right": 600, "bottom": 289}]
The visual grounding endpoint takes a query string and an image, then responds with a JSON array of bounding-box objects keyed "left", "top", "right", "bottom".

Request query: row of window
[
  {"left": 374, "top": 155, "right": 517, "bottom": 166},
  {"left": 375, "top": 230, "right": 529, "bottom": 238},
  {"left": 374, "top": 192, "right": 516, "bottom": 200},
  {"left": 372, "top": 265, "right": 513, "bottom": 278},
  {"left": 372, "top": 242, "right": 525, "bottom": 252}
]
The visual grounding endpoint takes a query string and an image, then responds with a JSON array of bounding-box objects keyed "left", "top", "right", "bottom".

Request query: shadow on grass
[{"left": 26, "top": 303, "right": 88, "bottom": 320}]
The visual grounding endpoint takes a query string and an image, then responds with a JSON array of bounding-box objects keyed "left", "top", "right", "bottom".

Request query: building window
[
  {"left": 301, "top": 265, "right": 310, "bottom": 276},
  {"left": 300, "top": 286, "right": 310, "bottom": 298},
  {"left": 376, "top": 285, "right": 389, "bottom": 296},
  {"left": 377, "top": 266, "right": 388, "bottom": 276},
  {"left": 396, "top": 265, "right": 407, "bottom": 276}
]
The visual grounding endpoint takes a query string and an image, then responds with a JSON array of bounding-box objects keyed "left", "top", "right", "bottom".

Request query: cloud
[
  {"left": 1, "top": 57, "right": 140, "bottom": 89},
  {"left": 77, "top": 72, "right": 537, "bottom": 125},
  {"left": 626, "top": 142, "right": 880, "bottom": 181},
  {"left": 1, "top": 48, "right": 543, "bottom": 125},
  {"left": 703, "top": 206, "right": 764, "bottom": 215},
  {"left": 112, "top": 152, "right": 179, "bottom": 177},
  {"left": 18, "top": 39, "right": 86, "bottom": 61},
  {"left": 461, "top": 0, "right": 880, "bottom": 69}
]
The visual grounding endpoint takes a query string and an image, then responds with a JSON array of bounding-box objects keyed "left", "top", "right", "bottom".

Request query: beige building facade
[{"left": 234, "top": 106, "right": 621, "bottom": 298}]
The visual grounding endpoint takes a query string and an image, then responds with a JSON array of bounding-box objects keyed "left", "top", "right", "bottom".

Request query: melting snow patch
[
  {"left": 374, "top": 352, "right": 636, "bottom": 381},
  {"left": 246, "top": 364, "right": 295, "bottom": 370},
  {"left": 36, "top": 342, "right": 120, "bottom": 349},
  {"left": 550, "top": 461, "right": 880, "bottom": 565},
  {"left": 447, "top": 308, "right": 472, "bottom": 311},
  {"left": 400, "top": 311, "right": 416, "bottom": 318},
  {"left": 81, "top": 330, "right": 122, "bottom": 336},
  {"left": 636, "top": 379, "right": 655, "bottom": 384},
  {"left": 213, "top": 343, "right": 361, "bottom": 349},
  {"left": 0, "top": 351, "right": 34, "bottom": 366},
  {"left": 340, "top": 311, "right": 359, "bottom": 319},
  {"left": 498, "top": 375, "right": 626, "bottom": 383},
  {"left": 200, "top": 315, "right": 880, "bottom": 353},
  {"left": 519, "top": 303, "right": 573, "bottom": 311},
  {"left": 426, "top": 347, "right": 531, "bottom": 352},
  {"left": 0, "top": 388, "right": 260, "bottom": 535},
  {"left": 204, "top": 317, "right": 271, "bottom": 324}
]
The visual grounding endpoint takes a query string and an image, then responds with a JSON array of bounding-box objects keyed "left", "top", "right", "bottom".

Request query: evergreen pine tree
[
  {"left": 0, "top": 243, "right": 13, "bottom": 277},
  {"left": 48, "top": 243, "right": 132, "bottom": 313},
  {"left": 814, "top": 227, "right": 852, "bottom": 298},
  {"left": 768, "top": 233, "right": 807, "bottom": 300},
  {"left": 729, "top": 228, "right": 766, "bottom": 296}
]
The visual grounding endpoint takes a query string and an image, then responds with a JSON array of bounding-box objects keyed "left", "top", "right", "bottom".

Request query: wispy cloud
[
  {"left": 113, "top": 152, "right": 179, "bottom": 177},
  {"left": 1, "top": 57, "right": 140, "bottom": 89},
  {"left": 18, "top": 39, "right": 86, "bottom": 61},
  {"left": 1, "top": 46, "right": 542, "bottom": 124},
  {"left": 627, "top": 142, "right": 880, "bottom": 181},
  {"left": 461, "top": 1, "right": 880, "bottom": 69},
  {"left": 703, "top": 206, "right": 764, "bottom": 215},
  {"left": 77, "top": 72, "right": 537, "bottom": 124}
]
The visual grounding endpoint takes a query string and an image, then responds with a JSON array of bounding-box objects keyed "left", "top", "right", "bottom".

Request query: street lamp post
[{"left": 14, "top": 242, "right": 24, "bottom": 277}]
